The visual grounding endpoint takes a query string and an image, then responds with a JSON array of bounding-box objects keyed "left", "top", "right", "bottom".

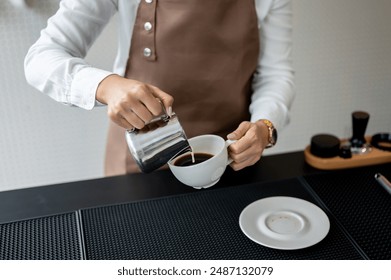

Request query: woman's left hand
[{"left": 227, "top": 120, "right": 269, "bottom": 171}]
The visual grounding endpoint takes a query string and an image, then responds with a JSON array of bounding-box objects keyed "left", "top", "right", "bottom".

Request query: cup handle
[{"left": 225, "top": 139, "right": 237, "bottom": 165}]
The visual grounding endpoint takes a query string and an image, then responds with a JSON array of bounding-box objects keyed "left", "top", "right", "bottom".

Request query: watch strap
[{"left": 261, "top": 119, "right": 277, "bottom": 148}]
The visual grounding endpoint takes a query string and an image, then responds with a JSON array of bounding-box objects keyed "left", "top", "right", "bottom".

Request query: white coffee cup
[{"left": 168, "top": 134, "right": 235, "bottom": 189}]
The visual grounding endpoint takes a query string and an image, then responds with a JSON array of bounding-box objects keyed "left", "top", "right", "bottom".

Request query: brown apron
[{"left": 105, "top": 0, "right": 260, "bottom": 175}]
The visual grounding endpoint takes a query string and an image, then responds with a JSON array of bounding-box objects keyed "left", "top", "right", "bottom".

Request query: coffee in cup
[{"left": 173, "top": 152, "right": 214, "bottom": 167}]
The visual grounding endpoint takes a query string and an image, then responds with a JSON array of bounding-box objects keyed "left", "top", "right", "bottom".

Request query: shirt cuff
[
  {"left": 70, "top": 67, "right": 113, "bottom": 110},
  {"left": 250, "top": 100, "right": 290, "bottom": 132}
]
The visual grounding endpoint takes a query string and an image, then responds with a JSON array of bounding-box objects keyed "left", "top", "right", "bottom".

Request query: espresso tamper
[{"left": 349, "top": 111, "right": 371, "bottom": 154}]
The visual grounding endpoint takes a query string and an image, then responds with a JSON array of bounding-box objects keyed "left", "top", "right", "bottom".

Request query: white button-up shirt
[{"left": 24, "top": 0, "right": 295, "bottom": 131}]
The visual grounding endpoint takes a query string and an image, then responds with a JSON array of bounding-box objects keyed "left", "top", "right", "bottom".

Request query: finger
[
  {"left": 230, "top": 124, "right": 262, "bottom": 154},
  {"left": 229, "top": 138, "right": 250, "bottom": 155},
  {"left": 227, "top": 121, "right": 251, "bottom": 140},
  {"left": 230, "top": 141, "right": 263, "bottom": 164},
  {"left": 108, "top": 106, "right": 136, "bottom": 130},
  {"left": 112, "top": 115, "right": 134, "bottom": 130},
  {"left": 228, "top": 130, "right": 257, "bottom": 155},
  {"left": 230, "top": 155, "right": 260, "bottom": 171},
  {"left": 128, "top": 102, "right": 154, "bottom": 124},
  {"left": 149, "top": 85, "right": 174, "bottom": 115},
  {"left": 120, "top": 110, "right": 145, "bottom": 130},
  {"left": 126, "top": 84, "right": 162, "bottom": 117},
  {"left": 229, "top": 145, "right": 256, "bottom": 163}
]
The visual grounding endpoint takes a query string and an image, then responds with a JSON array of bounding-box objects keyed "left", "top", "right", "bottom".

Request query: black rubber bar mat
[
  {"left": 81, "top": 178, "right": 362, "bottom": 260},
  {"left": 303, "top": 164, "right": 391, "bottom": 260},
  {"left": 0, "top": 212, "right": 83, "bottom": 260}
]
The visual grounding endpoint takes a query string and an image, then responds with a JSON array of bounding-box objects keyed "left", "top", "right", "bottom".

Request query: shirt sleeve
[
  {"left": 251, "top": 0, "right": 295, "bottom": 131},
  {"left": 24, "top": 0, "right": 118, "bottom": 110}
]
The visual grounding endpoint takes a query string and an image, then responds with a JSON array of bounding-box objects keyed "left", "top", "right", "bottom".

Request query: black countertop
[
  {"left": 0, "top": 151, "right": 320, "bottom": 224},
  {"left": 1, "top": 151, "right": 390, "bottom": 260}
]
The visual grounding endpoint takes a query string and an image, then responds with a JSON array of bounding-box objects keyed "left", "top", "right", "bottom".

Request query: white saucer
[{"left": 239, "top": 196, "right": 330, "bottom": 250}]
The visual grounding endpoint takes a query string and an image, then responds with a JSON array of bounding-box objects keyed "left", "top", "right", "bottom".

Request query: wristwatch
[{"left": 261, "top": 119, "right": 278, "bottom": 148}]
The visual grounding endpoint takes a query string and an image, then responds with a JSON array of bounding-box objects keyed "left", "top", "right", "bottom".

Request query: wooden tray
[{"left": 304, "top": 137, "right": 391, "bottom": 170}]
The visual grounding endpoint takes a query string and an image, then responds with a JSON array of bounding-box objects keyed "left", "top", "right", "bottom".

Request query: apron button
[
  {"left": 143, "top": 48, "right": 152, "bottom": 57},
  {"left": 145, "top": 0, "right": 153, "bottom": 4},
  {"left": 144, "top": 22, "right": 152, "bottom": 31}
]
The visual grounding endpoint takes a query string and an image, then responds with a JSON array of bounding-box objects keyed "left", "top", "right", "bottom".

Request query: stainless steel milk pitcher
[{"left": 125, "top": 109, "right": 190, "bottom": 173}]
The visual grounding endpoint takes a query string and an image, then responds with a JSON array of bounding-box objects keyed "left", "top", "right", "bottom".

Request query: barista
[{"left": 24, "top": 0, "right": 295, "bottom": 175}]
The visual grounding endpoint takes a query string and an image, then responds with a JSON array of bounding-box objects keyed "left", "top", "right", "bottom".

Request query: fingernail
[
  {"left": 227, "top": 133, "right": 235, "bottom": 140},
  {"left": 167, "top": 106, "right": 172, "bottom": 117}
]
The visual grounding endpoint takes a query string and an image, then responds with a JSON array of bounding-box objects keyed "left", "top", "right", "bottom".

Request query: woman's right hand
[{"left": 96, "top": 74, "right": 174, "bottom": 130}]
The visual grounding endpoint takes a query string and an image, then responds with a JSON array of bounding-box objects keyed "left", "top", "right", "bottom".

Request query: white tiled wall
[
  {"left": 273, "top": 0, "right": 391, "bottom": 156},
  {"left": 0, "top": 1, "right": 115, "bottom": 191},
  {"left": 1, "top": 0, "right": 390, "bottom": 192}
]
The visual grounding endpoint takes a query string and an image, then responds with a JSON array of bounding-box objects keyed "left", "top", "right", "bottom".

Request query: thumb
[
  {"left": 227, "top": 122, "right": 251, "bottom": 140},
  {"left": 150, "top": 85, "right": 174, "bottom": 116}
]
